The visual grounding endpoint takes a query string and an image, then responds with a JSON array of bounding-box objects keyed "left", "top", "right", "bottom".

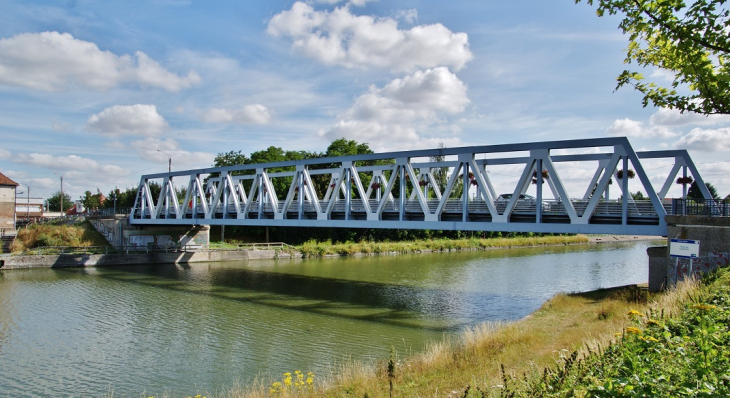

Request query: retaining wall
[{"left": 0, "top": 249, "right": 299, "bottom": 270}]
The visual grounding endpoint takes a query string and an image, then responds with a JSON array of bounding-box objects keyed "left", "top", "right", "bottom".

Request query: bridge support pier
[
  {"left": 648, "top": 215, "right": 730, "bottom": 292},
  {"left": 90, "top": 216, "right": 209, "bottom": 250}
]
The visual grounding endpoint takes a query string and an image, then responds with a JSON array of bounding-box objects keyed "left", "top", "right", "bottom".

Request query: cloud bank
[
  {"left": 267, "top": 2, "right": 472, "bottom": 72},
  {"left": 0, "top": 31, "right": 201, "bottom": 92},
  {"left": 321, "top": 67, "right": 469, "bottom": 147}
]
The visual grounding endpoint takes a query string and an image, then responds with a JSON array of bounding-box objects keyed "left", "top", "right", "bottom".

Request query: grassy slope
[
  {"left": 227, "top": 280, "right": 701, "bottom": 398},
  {"left": 11, "top": 220, "right": 110, "bottom": 253}
]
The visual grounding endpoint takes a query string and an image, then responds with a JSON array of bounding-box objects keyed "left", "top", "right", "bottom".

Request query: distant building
[
  {"left": 66, "top": 200, "right": 86, "bottom": 216},
  {"left": 0, "top": 172, "right": 19, "bottom": 230},
  {"left": 15, "top": 196, "right": 44, "bottom": 221}
]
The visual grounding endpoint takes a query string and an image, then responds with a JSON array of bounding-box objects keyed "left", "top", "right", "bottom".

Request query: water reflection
[
  {"left": 0, "top": 241, "right": 657, "bottom": 396},
  {"left": 81, "top": 263, "right": 530, "bottom": 331}
]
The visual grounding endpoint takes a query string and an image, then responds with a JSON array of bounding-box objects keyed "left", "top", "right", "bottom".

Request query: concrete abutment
[{"left": 648, "top": 215, "right": 730, "bottom": 292}]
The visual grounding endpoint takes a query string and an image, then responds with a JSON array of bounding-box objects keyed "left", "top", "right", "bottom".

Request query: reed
[{"left": 296, "top": 235, "right": 589, "bottom": 257}]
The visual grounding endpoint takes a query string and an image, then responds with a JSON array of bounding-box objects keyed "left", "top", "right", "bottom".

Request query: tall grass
[
  {"left": 297, "top": 235, "right": 589, "bottom": 257},
  {"left": 11, "top": 220, "right": 109, "bottom": 253}
]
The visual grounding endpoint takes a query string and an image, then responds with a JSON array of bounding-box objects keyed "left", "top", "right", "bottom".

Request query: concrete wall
[
  {"left": 662, "top": 215, "right": 730, "bottom": 287},
  {"left": 0, "top": 248, "right": 298, "bottom": 270}
]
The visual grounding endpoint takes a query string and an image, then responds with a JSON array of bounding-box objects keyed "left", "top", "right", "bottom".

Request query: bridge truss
[{"left": 130, "top": 137, "right": 713, "bottom": 235}]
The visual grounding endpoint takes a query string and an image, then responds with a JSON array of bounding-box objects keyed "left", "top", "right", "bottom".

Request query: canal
[{"left": 0, "top": 241, "right": 658, "bottom": 396}]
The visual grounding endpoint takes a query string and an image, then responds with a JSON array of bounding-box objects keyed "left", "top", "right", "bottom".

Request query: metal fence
[
  {"left": 93, "top": 208, "right": 133, "bottom": 217},
  {"left": 670, "top": 199, "right": 730, "bottom": 217}
]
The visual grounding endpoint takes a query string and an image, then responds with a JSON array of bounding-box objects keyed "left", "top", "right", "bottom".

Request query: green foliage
[
  {"left": 269, "top": 370, "right": 315, "bottom": 396},
  {"left": 101, "top": 186, "right": 140, "bottom": 208},
  {"left": 295, "top": 235, "right": 589, "bottom": 257},
  {"left": 688, "top": 180, "right": 720, "bottom": 200},
  {"left": 46, "top": 191, "right": 72, "bottom": 212},
  {"left": 630, "top": 190, "right": 645, "bottom": 200},
  {"left": 474, "top": 267, "right": 730, "bottom": 397},
  {"left": 577, "top": 0, "right": 730, "bottom": 115},
  {"left": 80, "top": 189, "right": 104, "bottom": 210}
]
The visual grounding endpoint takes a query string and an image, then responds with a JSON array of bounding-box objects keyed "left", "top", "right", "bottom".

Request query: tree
[
  {"left": 81, "top": 190, "right": 104, "bottom": 211},
  {"left": 46, "top": 191, "right": 72, "bottom": 212},
  {"left": 577, "top": 0, "right": 730, "bottom": 115},
  {"left": 213, "top": 150, "right": 249, "bottom": 168},
  {"left": 631, "top": 190, "right": 645, "bottom": 200},
  {"left": 688, "top": 180, "right": 720, "bottom": 200},
  {"left": 430, "top": 142, "right": 449, "bottom": 198}
]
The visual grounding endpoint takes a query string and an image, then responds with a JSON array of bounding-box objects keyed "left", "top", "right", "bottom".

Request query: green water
[{"left": 0, "top": 241, "right": 655, "bottom": 396}]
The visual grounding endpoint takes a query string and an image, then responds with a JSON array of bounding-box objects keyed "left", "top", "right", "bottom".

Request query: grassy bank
[
  {"left": 11, "top": 219, "right": 109, "bottom": 253},
  {"left": 210, "top": 270, "right": 723, "bottom": 398},
  {"left": 297, "top": 235, "right": 589, "bottom": 257}
]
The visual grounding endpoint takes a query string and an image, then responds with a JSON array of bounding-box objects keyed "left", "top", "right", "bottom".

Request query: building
[
  {"left": 15, "top": 195, "right": 44, "bottom": 221},
  {"left": 0, "top": 172, "right": 19, "bottom": 231}
]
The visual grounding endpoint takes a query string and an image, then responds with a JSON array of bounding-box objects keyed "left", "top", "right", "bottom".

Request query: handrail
[{"left": 205, "top": 242, "right": 298, "bottom": 251}]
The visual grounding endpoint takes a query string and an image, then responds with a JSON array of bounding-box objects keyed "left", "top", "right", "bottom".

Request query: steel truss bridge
[{"left": 130, "top": 137, "right": 714, "bottom": 236}]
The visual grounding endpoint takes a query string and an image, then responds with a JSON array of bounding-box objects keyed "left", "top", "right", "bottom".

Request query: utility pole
[
  {"left": 55, "top": 172, "right": 64, "bottom": 217},
  {"left": 26, "top": 186, "right": 30, "bottom": 221}
]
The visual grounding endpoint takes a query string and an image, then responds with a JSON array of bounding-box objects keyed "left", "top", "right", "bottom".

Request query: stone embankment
[{"left": 0, "top": 249, "right": 299, "bottom": 270}]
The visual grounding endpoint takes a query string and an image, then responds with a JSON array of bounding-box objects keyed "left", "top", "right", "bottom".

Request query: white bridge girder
[{"left": 131, "top": 137, "right": 713, "bottom": 236}]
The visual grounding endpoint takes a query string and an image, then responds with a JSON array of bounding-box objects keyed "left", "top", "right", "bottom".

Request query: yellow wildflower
[
  {"left": 626, "top": 326, "right": 642, "bottom": 334},
  {"left": 692, "top": 304, "right": 717, "bottom": 311},
  {"left": 646, "top": 319, "right": 661, "bottom": 326},
  {"left": 626, "top": 310, "right": 644, "bottom": 317}
]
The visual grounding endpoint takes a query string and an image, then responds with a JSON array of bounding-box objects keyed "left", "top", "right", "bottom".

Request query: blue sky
[{"left": 1, "top": 0, "right": 728, "bottom": 202}]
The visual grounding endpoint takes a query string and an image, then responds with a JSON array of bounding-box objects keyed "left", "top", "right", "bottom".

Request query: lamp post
[
  {"left": 26, "top": 185, "right": 30, "bottom": 221},
  {"left": 157, "top": 149, "right": 172, "bottom": 173},
  {"left": 54, "top": 172, "right": 64, "bottom": 217}
]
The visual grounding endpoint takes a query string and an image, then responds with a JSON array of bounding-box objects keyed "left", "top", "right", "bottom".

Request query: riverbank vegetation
[
  {"left": 219, "top": 268, "right": 726, "bottom": 397},
  {"left": 296, "top": 234, "right": 589, "bottom": 257},
  {"left": 10, "top": 219, "right": 108, "bottom": 253}
]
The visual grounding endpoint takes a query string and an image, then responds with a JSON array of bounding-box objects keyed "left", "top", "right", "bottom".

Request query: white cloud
[
  {"left": 0, "top": 149, "right": 10, "bottom": 159},
  {"left": 86, "top": 104, "right": 169, "bottom": 137},
  {"left": 676, "top": 127, "right": 730, "bottom": 152},
  {"left": 267, "top": 2, "right": 472, "bottom": 72},
  {"left": 14, "top": 153, "right": 100, "bottom": 171},
  {"left": 394, "top": 9, "right": 418, "bottom": 24},
  {"left": 321, "top": 67, "right": 469, "bottom": 148},
  {"left": 199, "top": 104, "right": 272, "bottom": 124},
  {"left": 606, "top": 117, "right": 678, "bottom": 139},
  {"left": 0, "top": 31, "right": 201, "bottom": 92},
  {"left": 650, "top": 68, "right": 675, "bottom": 81},
  {"left": 130, "top": 138, "right": 215, "bottom": 169},
  {"left": 649, "top": 107, "right": 730, "bottom": 127}
]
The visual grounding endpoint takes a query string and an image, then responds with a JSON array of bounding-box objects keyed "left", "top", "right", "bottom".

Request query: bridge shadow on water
[{"left": 71, "top": 262, "right": 536, "bottom": 332}]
